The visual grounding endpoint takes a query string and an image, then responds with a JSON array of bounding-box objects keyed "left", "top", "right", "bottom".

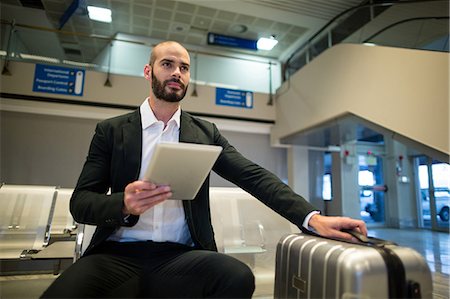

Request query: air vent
[
  {"left": 63, "top": 48, "right": 82, "bottom": 56},
  {"left": 19, "top": 0, "right": 45, "bottom": 10}
]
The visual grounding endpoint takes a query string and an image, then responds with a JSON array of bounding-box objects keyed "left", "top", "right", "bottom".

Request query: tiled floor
[
  {"left": 0, "top": 228, "right": 448, "bottom": 298},
  {"left": 371, "top": 228, "right": 449, "bottom": 299}
]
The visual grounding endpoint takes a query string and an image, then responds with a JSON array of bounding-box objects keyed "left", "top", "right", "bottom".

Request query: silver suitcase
[{"left": 274, "top": 232, "right": 432, "bottom": 299}]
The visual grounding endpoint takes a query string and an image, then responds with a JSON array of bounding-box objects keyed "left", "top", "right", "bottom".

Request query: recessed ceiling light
[
  {"left": 171, "top": 23, "right": 189, "bottom": 33},
  {"left": 231, "top": 24, "right": 248, "bottom": 34},
  {"left": 87, "top": 6, "right": 112, "bottom": 23},
  {"left": 257, "top": 36, "right": 278, "bottom": 51}
]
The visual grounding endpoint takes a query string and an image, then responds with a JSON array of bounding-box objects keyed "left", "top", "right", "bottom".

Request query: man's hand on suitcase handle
[{"left": 308, "top": 214, "right": 368, "bottom": 241}]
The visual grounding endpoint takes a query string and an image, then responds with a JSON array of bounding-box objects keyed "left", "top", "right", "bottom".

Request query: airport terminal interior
[{"left": 0, "top": 0, "right": 449, "bottom": 298}]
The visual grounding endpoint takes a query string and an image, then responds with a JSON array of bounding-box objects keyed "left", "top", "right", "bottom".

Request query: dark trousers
[{"left": 41, "top": 241, "right": 255, "bottom": 298}]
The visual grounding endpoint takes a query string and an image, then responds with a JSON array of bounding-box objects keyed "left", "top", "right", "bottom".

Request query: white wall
[
  {"left": 272, "top": 44, "right": 449, "bottom": 160},
  {"left": 0, "top": 59, "right": 285, "bottom": 189},
  {"left": 0, "top": 60, "right": 276, "bottom": 122},
  {"left": 0, "top": 109, "right": 286, "bottom": 189}
]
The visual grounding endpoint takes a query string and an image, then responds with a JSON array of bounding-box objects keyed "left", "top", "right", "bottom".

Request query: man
[{"left": 42, "top": 41, "right": 367, "bottom": 298}]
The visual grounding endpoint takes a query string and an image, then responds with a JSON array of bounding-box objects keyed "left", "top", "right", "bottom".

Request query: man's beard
[{"left": 151, "top": 70, "right": 188, "bottom": 103}]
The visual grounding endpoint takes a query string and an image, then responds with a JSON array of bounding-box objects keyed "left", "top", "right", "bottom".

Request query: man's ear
[{"left": 144, "top": 64, "right": 152, "bottom": 81}]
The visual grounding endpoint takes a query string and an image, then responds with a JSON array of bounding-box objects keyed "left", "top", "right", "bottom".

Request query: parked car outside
[{"left": 421, "top": 187, "right": 450, "bottom": 222}]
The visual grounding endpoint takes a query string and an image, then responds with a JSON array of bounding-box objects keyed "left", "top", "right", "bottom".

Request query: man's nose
[{"left": 171, "top": 67, "right": 182, "bottom": 78}]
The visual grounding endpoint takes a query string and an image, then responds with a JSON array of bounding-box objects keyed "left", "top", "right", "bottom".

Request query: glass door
[
  {"left": 357, "top": 145, "right": 386, "bottom": 225},
  {"left": 416, "top": 156, "right": 450, "bottom": 231}
]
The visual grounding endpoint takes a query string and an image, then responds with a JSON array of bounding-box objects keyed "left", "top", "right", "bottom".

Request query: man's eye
[
  {"left": 162, "top": 62, "right": 171, "bottom": 68},
  {"left": 181, "top": 66, "right": 189, "bottom": 72}
]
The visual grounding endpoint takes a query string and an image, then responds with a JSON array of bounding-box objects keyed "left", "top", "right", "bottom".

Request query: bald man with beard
[{"left": 41, "top": 41, "right": 366, "bottom": 299}]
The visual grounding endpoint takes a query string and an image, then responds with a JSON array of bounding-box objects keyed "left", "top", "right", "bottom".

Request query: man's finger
[
  {"left": 131, "top": 185, "right": 171, "bottom": 200},
  {"left": 125, "top": 181, "right": 157, "bottom": 193}
]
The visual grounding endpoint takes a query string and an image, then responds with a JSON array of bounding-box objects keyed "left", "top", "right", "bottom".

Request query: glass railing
[
  {"left": 0, "top": 20, "right": 281, "bottom": 94},
  {"left": 1, "top": 1, "right": 448, "bottom": 90},
  {"left": 284, "top": 0, "right": 449, "bottom": 80},
  {"left": 361, "top": 16, "right": 449, "bottom": 50}
]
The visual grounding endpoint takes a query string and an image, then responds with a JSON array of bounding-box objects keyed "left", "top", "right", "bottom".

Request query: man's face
[
  {"left": 148, "top": 43, "right": 190, "bottom": 103},
  {"left": 151, "top": 68, "right": 187, "bottom": 102}
]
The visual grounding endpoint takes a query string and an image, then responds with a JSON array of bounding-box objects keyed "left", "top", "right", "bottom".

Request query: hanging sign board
[
  {"left": 207, "top": 32, "right": 257, "bottom": 50},
  {"left": 33, "top": 64, "right": 85, "bottom": 96},
  {"left": 216, "top": 87, "right": 253, "bottom": 109}
]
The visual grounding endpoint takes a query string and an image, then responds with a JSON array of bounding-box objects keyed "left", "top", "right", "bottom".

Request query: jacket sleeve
[
  {"left": 211, "top": 123, "right": 317, "bottom": 229},
  {"left": 70, "top": 122, "right": 136, "bottom": 228}
]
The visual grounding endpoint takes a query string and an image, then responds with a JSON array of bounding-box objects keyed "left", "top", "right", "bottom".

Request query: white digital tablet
[{"left": 143, "top": 143, "right": 222, "bottom": 200}]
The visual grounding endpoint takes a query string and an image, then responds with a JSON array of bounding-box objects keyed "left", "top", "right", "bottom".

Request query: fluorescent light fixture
[
  {"left": 20, "top": 53, "right": 60, "bottom": 63},
  {"left": 87, "top": 6, "right": 112, "bottom": 23},
  {"left": 363, "top": 42, "right": 376, "bottom": 47},
  {"left": 257, "top": 36, "right": 278, "bottom": 51},
  {"left": 63, "top": 60, "right": 97, "bottom": 68}
]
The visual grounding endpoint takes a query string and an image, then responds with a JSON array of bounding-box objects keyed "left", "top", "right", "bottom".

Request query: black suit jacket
[{"left": 70, "top": 109, "right": 316, "bottom": 254}]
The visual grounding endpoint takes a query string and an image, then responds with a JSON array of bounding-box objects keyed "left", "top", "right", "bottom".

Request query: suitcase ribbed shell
[{"left": 274, "top": 233, "right": 432, "bottom": 299}]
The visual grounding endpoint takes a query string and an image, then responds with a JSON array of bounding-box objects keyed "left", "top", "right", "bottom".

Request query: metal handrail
[
  {"left": 362, "top": 16, "right": 450, "bottom": 43},
  {"left": 284, "top": 0, "right": 447, "bottom": 80}
]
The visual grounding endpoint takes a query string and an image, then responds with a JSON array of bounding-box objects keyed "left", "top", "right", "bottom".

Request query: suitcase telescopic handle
[{"left": 341, "top": 229, "right": 398, "bottom": 247}]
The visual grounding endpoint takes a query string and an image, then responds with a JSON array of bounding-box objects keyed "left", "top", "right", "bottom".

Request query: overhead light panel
[
  {"left": 257, "top": 36, "right": 278, "bottom": 51},
  {"left": 63, "top": 60, "right": 98, "bottom": 68},
  {"left": 20, "top": 53, "right": 60, "bottom": 63},
  {"left": 87, "top": 6, "right": 112, "bottom": 23}
]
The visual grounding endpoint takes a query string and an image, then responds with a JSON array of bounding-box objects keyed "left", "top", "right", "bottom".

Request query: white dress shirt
[
  {"left": 108, "top": 99, "right": 318, "bottom": 243},
  {"left": 108, "top": 99, "right": 193, "bottom": 245}
]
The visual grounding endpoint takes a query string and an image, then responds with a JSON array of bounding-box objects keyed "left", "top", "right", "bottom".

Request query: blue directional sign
[
  {"left": 216, "top": 87, "right": 253, "bottom": 109},
  {"left": 208, "top": 33, "right": 257, "bottom": 50},
  {"left": 33, "top": 64, "right": 85, "bottom": 96}
]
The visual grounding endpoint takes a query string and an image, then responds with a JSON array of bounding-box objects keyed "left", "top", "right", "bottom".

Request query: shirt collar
[{"left": 140, "top": 98, "right": 181, "bottom": 130}]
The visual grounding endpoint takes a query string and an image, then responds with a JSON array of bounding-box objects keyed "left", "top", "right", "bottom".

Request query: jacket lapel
[
  {"left": 179, "top": 111, "right": 200, "bottom": 238},
  {"left": 122, "top": 110, "right": 142, "bottom": 182},
  {"left": 179, "top": 111, "right": 199, "bottom": 144}
]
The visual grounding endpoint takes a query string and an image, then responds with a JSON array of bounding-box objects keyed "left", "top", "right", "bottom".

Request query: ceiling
[{"left": 0, "top": 0, "right": 365, "bottom": 63}]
